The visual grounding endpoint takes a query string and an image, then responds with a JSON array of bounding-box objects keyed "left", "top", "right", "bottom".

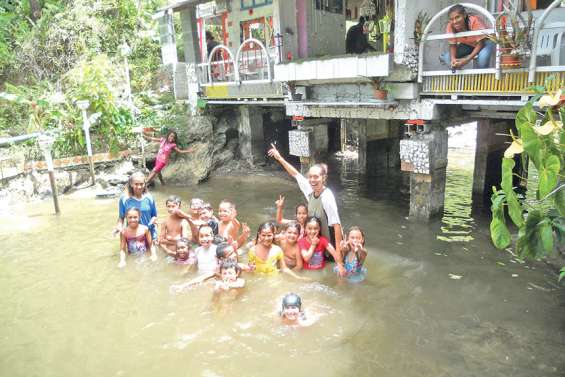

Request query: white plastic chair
[{"left": 536, "top": 22, "right": 565, "bottom": 66}]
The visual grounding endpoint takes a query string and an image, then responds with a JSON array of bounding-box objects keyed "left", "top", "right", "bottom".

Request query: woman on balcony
[{"left": 440, "top": 4, "right": 495, "bottom": 69}]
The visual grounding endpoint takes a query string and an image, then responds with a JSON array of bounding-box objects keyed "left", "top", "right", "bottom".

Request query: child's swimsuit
[
  {"left": 334, "top": 251, "right": 367, "bottom": 282},
  {"left": 125, "top": 233, "right": 149, "bottom": 255},
  {"left": 298, "top": 236, "right": 329, "bottom": 270},
  {"left": 248, "top": 245, "right": 283, "bottom": 274}
]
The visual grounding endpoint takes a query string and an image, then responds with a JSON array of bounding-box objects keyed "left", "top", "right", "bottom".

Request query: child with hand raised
[{"left": 298, "top": 216, "right": 346, "bottom": 276}]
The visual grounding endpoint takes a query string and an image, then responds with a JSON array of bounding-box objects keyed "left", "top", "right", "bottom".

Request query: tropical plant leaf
[
  {"left": 555, "top": 185, "right": 565, "bottom": 216},
  {"left": 490, "top": 217, "right": 511, "bottom": 249},
  {"left": 539, "top": 155, "right": 560, "bottom": 199},
  {"left": 538, "top": 219, "right": 554, "bottom": 254}
]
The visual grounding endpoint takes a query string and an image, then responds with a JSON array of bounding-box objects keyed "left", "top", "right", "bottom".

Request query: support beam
[
  {"left": 408, "top": 127, "right": 448, "bottom": 220},
  {"left": 239, "top": 106, "right": 264, "bottom": 165}
]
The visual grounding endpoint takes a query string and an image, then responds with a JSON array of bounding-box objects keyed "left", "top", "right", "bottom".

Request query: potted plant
[
  {"left": 486, "top": 3, "right": 533, "bottom": 69},
  {"left": 369, "top": 77, "right": 388, "bottom": 100}
]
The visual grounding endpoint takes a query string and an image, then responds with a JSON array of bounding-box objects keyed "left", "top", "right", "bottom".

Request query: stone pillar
[
  {"left": 179, "top": 6, "right": 201, "bottom": 113},
  {"left": 239, "top": 106, "right": 264, "bottom": 165},
  {"left": 407, "top": 127, "right": 448, "bottom": 220}
]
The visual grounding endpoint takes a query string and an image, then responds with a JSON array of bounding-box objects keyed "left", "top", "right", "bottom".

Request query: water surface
[{"left": 0, "top": 151, "right": 563, "bottom": 377}]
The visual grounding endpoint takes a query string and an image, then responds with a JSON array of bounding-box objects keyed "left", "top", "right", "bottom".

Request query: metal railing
[
  {"left": 528, "top": 0, "right": 563, "bottom": 82},
  {"left": 196, "top": 38, "right": 275, "bottom": 87}
]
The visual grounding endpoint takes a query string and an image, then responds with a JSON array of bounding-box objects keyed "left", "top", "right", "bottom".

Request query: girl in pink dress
[{"left": 143, "top": 130, "right": 193, "bottom": 185}]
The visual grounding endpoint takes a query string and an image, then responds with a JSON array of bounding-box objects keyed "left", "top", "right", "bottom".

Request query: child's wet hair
[
  {"left": 347, "top": 226, "right": 366, "bottom": 246},
  {"left": 286, "top": 221, "right": 301, "bottom": 234},
  {"left": 176, "top": 237, "right": 191, "bottom": 249},
  {"left": 219, "top": 199, "right": 235, "bottom": 210},
  {"left": 213, "top": 235, "right": 227, "bottom": 245},
  {"left": 125, "top": 206, "right": 141, "bottom": 217},
  {"left": 190, "top": 198, "right": 204, "bottom": 209},
  {"left": 219, "top": 260, "right": 241, "bottom": 274},
  {"left": 166, "top": 195, "right": 182, "bottom": 206},
  {"left": 198, "top": 224, "right": 214, "bottom": 234},
  {"left": 215, "top": 242, "right": 233, "bottom": 259},
  {"left": 305, "top": 216, "right": 322, "bottom": 230},
  {"left": 295, "top": 203, "right": 308, "bottom": 214},
  {"left": 255, "top": 221, "right": 276, "bottom": 243},
  {"left": 202, "top": 202, "right": 213, "bottom": 211}
]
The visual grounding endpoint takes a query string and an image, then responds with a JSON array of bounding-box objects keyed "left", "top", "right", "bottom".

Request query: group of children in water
[{"left": 116, "top": 131, "right": 368, "bottom": 324}]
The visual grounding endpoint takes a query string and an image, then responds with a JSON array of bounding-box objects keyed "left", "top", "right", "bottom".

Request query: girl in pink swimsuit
[
  {"left": 119, "top": 207, "right": 153, "bottom": 268},
  {"left": 143, "top": 130, "right": 193, "bottom": 185}
]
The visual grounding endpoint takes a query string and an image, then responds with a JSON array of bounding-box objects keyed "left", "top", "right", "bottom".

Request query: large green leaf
[
  {"left": 539, "top": 155, "right": 560, "bottom": 199},
  {"left": 501, "top": 158, "right": 514, "bottom": 192},
  {"left": 517, "top": 210, "right": 544, "bottom": 259},
  {"left": 552, "top": 216, "right": 565, "bottom": 247},
  {"left": 500, "top": 158, "right": 524, "bottom": 227},
  {"left": 490, "top": 217, "right": 511, "bottom": 249},
  {"left": 555, "top": 185, "right": 565, "bottom": 216},
  {"left": 538, "top": 219, "right": 554, "bottom": 254}
]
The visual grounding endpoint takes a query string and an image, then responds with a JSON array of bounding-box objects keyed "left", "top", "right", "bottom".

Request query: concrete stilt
[
  {"left": 471, "top": 119, "right": 515, "bottom": 207},
  {"left": 408, "top": 127, "right": 448, "bottom": 220},
  {"left": 239, "top": 106, "right": 264, "bottom": 165}
]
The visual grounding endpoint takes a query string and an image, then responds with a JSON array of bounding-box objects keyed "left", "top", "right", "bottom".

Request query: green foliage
[
  {"left": 0, "top": 0, "right": 169, "bottom": 158},
  {"left": 490, "top": 86, "right": 564, "bottom": 279}
]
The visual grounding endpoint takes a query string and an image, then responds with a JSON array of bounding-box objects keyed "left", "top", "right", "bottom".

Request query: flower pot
[
  {"left": 499, "top": 48, "right": 522, "bottom": 69},
  {"left": 373, "top": 89, "right": 388, "bottom": 100}
]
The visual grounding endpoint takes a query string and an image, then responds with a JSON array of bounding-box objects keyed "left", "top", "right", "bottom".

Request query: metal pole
[
  {"left": 77, "top": 100, "right": 96, "bottom": 185},
  {"left": 38, "top": 135, "right": 60, "bottom": 214}
]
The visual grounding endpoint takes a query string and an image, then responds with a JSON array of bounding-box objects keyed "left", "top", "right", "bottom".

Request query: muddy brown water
[{"left": 0, "top": 149, "right": 563, "bottom": 377}]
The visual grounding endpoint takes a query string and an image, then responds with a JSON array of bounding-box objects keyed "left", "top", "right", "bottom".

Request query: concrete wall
[{"left": 307, "top": 2, "right": 346, "bottom": 57}]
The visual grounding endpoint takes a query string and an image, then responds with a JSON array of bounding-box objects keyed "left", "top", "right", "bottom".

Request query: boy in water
[
  {"left": 200, "top": 202, "right": 219, "bottom": 235},
  {"left": 280, "top": 293, "right": 306, "bottom": 325},
  {"left": 159, "top": 196, "right": 190, "bottom": 255},
  {"left": 218, "top": 200, "right": 250, "bottom": 249},
  {"left": 214, "top": 260, "right": 245, "bottom": 292}
]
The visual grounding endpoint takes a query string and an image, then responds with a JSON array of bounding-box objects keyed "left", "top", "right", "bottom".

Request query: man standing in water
[{"left": 268, "top": 144, "right": 344, "bottom": 268}]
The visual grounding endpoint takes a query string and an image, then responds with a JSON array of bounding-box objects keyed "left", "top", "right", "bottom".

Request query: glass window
[
  {"left": 241, "top": 0, "right": 273, "bottom": 10},
  {"left": 315, "top": 0, "right": 343, "bottom": 14}
]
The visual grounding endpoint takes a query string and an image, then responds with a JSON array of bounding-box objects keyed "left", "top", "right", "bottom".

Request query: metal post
[
  {"left": 38, "top": 135, "right": 60, "bottom": 214},
  {"left": 119, "top": 42, "right": 133, "bottom": 110},
  {"left": 77, "top": 100, "right": 96, "bottom": 185}
]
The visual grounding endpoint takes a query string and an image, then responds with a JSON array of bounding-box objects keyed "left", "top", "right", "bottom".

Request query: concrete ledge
[{"left": 274, "top": 53, "right": 391, "bottom": 82}]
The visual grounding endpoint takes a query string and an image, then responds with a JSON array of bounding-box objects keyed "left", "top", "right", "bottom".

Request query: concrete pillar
[
  {"left": 157, "top": 10, "right": 178, "bottom": 66},
  {"left": 472, "top": 119, "right": 515, "bottom": 207},
  {"left": 357, "top": 120, "right": 367, "bottom": 172},
  {"left": 239, "top": 106, "right": 264, "bottom": 165},
  {"left": 472, "top": 119, "right": 490, "bottom": 197},
  {"left": 408, "top": 127, "right": 448, "bottom": 220},
  {"left": 363, "top": 120, "right": 401, "bottom": 175},
  {"left": 179, "top": 7, "right": 201, "bottom": 64},
  {"left": 178, "top": 6, "right": 201, "bottom": 113}
]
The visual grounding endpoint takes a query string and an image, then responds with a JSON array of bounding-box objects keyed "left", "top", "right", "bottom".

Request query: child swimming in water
[
  {"left": 248, "top": 222, "right": 305, "bottom": 279},
  {"left": 216, "top": 241, "right": 252, "bottom": 272},
  {"left": 174, "top": 238, "right": 193, "bottom": 264},
  {"left": 280, "top": 293, "right": 306, "bottom": 325},
  {"left": 119, "top": 207, "right": 155, "bottom": 268},
  {"left": 218, "top": 200, "right": 250, "bottom": 249},
  {"left": 159, "top": 196, "right": 190, "bottom": 255},
  {"left": 200, "top": 202, "right": 219, "bottom": 235},
  {"left": 277, "top": 222, "right": 303, "bottom": 271},
  {"left": 275, "top": 195, "right": 308, "bottom": 239},
  {"left": 214, "top": 260, "right": 245, "bottom": 292},
  {"left": 337, "top": 226, "right": 368, "bottom": 282},
  {"left": 143, "top": 130, "right": 193, "bottom": 185},
  {"left": 299, "top": 216, "right": 346, "bottom": 276}
]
